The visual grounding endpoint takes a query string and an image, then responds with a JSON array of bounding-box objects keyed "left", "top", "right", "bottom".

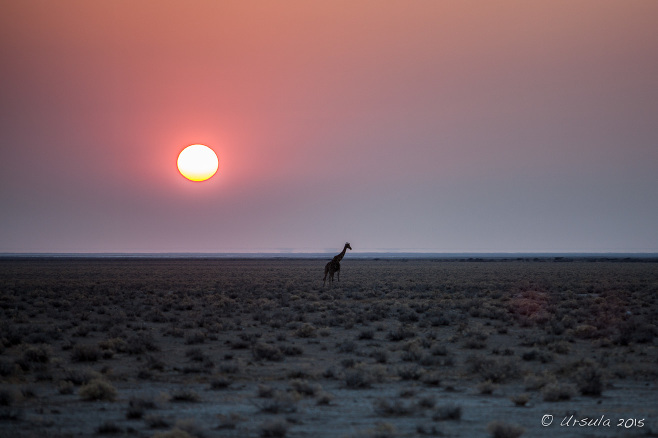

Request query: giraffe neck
[{"left": 334, "top": 246, "right": 347, "bottom": 262}]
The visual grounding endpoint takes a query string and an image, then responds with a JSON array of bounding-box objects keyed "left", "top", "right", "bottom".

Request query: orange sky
[{"left": 1, "top": 1, "right": 657, "bottom": 252}]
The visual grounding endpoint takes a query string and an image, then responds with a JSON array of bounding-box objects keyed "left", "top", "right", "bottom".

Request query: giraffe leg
[{"left": 323, "top": 262, "right": 330, "bottom": 286}]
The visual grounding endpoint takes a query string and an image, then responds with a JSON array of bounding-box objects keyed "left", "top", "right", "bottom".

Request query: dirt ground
[{"left": 1, "top": 257, "right": 657, "bottom": 437}]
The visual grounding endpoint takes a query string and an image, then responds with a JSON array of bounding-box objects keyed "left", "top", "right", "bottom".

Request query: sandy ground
[{"left": 1, "top": 258, "right": 657, "bottom": 437}]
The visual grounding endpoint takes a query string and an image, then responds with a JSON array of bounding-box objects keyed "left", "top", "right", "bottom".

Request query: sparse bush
[
  {"left": 152, "top": 428, "right": 195, "bottom": 438},
  {"left": 316, "top": 392, "right": 334, "bottom": 405},
  {"left": 478, "top": 380, "right": 497, "bottom": 395},
  {"left": 337, "top": 340, "right": 357, "bottom": 353},
  {"left": 0, "top": 388, "right": 16, "bottom": 406},
  {"left": 62, "top": 367, "right": 101, "bottom": 386},
  {"left": 257, "top": 384, "right": 275, "bottom": 398},
  {"left": 290, "top": 379, "right": 321, "bottom": 397},
  {"left": 252, "top": 342, "right": 284, "bottom": 361},
  {"left": 421, "top": 371, "right": 441, "bottom": 387},
  {"left": 358, "top": 329, "right": 375, "bottom": 340},
  {"left": 281, "top": 344, "right": 303, "bottom": 356},
  {"left": 369, "top": 349, "right": 388, "bottom": 364},
  {"left": 523, "top": 373, "right": 555, "bottom": 391},
  {"left": 145, "top": 414, "right": 170, "bottom": 429},
  {"left": 99, "top": 337, "right": 128, "bottom": 353},
  {"left": 258, "top": 392, "right": 297, "bottom": 414},
  {"left": 387, "top": 325, "right": 415, "bottom": 341},
  {"left": 345, "top": 369, "right": 373, "bottom": 389},
  {"left": 433, "top": 404, "right": 462, "bottom": 421},
  {"left": 22, "top": 345, "right": 51, "bottom": 364},
  {"left": 374, "top": 398, "right": 416, "bottom": 416},
  {"left": 522, "top": 349, "right": 553, "bottom": 363},
  {"left": 575, "top": 365, "right": 604, "bottom": 396},
  {"left": 185, "top": 347, "right": 206, "bottom": 362},
  {"left": 294, "top": 323, "right": 316, "bottom": 338},
  {"left": 466, "top": 355, "right": 519, "bottom": 383},
  {"left": 170, "top": 388, "right": 200, "bottom": 402},
  {"left": 126, "top": 396, "right": 156, "bottom": 419},
  {"left": 487, "top": 420, "right": 524, "bottom": 438},
  {"left": 126, "top": 333, "right": 159, "bottom": 354},
  {"left": 97, "top": 421, "right": 123, "bottom": 434},
  {"left": 79, "top": 379, "right": 117, "bottom": 401},
  {"left": 417, "top": 395, "right": 436, "bottom": 409},
  {"left": 58, "top": 380, "right": 75, "bottom": 395},
  {"left": 209, "top": 377, "right": 232, "bottom": 390},
  {"left": 217, "top": 412, "right": 244, "bottom": 430},
  {"left": 71, "top": 344, "right": 101, "bottom": 362},
  {"left": 185, "top": 331, "right": 206, "bottom": 345},
  {"left": 510, "top": 393, "right": 530, "bottom": 406},
  {"left": 397, "top": 365, "right": 423, "bottom": 381},
  {"left": 260, "top": 418, "right": 288, "bottom": 437},
  {"left": 542, "top": 383, "right": 576, "bottom": 402}
]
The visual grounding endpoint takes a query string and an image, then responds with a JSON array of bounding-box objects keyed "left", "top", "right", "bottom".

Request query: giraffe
[{"left": 323, "top": 242, "right": 352, "bottom": 286}]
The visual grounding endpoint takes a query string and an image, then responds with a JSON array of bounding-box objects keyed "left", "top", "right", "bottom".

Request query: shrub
[
  {"left": 185, "top": 331, "right": 206, "bottom": 345},
  {"left": 387, "top": 325, "right": 415, "bottom": 341},
  {"left": 252, "top": 343, "right": 284, "bottom": 361},
  {"left": 478, "top": 380, "right": 497, "bottom": 395},
  {"left": 209, "top": 377, "right": 232, "bottom": 390},
  {"left": 152, "top": 428, "right": 195, "bottom": 438},
  {"left": 126, "top": 396, "right": 156, "bottom": 418},
  {"left": 542, "top": 383, "right": 576, "bottom": 402},
  {"left": 575, "top": 365, "right": 604, "bottom": 396},
  {"left": 281, "top": 344, "right": 303, "bottom": 356},
  {"left": 358, "top": 329, "right": 375, "bottom": 340},
  {"left": 433, "top": 404, "right": 462, "bottom": 421},
  {"left": 71, "top": 345, "right": 101, "bottom": 362},
  {"left": 316, "top": 392, "right": 334, "bottom": 405},
  {"left": 466, "top": 355, "right": 519, "bottom": 383},
  {"left": 369, "top": 349, "right": 388, "bottom": 364},
  {"left": 145, "top": 414, "right": 170, "bottom": 429},
  {"left": 126, "top": 333, "right": 159, "bottom": 354},
  {"left": 258, "top": 392, "right": 297, "bottom": 414},
  {"left": 259, "top": 418, "right": 288, "bottom": 437},
  {"left": 487, "top": 420, "right": 524, "bottom": 438},
  {"left": 97, "top": 421, "right": 123, "bottom": 434},
  {"left": 374, "top": 398, "right": 416, "bottom": 416},
  {"left": 337, "top": 340, "right": 356, "bottom": 353},
  {"left": 22, "top": 345, "right": 51, "bottom": 364},
  {"left": 170, "top": 389, "right": 200, "bottom": 402},
  {"left": 523, "top": 373, "right": 555, "bottom": 391},
  {"left": 0, "top": 388, "right": 16, "bottom": 406},
  {"left": 289, "top": 379, "right": 321, "bottom": 397},
  {"left": 510, "top": 393, "right": 530, "bottom": 406},
  {"left": 344, "top": 369, "right": 373, "bottom": 389},
  {"left": 294, "top": 323, "right": 316, "bottom": 338},
  {"left": 185, "top": 347, "right": 206, "bottom": 362},
  {"left": 397, "top": 365, "right": 424, "bottom": 381},
  {"left": 57, "top": 380, "right": 75, "bottom": 395},
  {"left": 257, "top": 384, "right": 275, "bottom": 398},
  {"left": 79, "top": 379, "right": 117, "bottom": 401},
  {"left": 217, "top": 412, "right": 244, "bottom": 430},
  {"left": 62, "top": 367, "right": 101, "bottom": 386},
  {"left": 417, "top": 395, "right": 436, "bottom": 409},
  {"left": 421, "top": 371, "right": 441, "bottom": 387}
]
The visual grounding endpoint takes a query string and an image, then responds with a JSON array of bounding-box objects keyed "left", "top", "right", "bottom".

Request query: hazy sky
[{"left": 1, "top": 1, "right": 657, "bottom": 253}]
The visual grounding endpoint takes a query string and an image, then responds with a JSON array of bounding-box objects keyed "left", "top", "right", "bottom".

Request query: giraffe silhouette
[{"left": 323, "top": 242, "right": 352, "bottom": 286}]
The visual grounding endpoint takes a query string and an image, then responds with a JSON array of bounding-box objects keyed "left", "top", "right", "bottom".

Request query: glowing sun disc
[{"left": 177, "top": 144, "right": 218, "bottom": 181}]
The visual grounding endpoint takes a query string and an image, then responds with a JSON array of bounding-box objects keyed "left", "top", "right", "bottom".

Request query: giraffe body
[{"left": 323, "top": 242, "right": 352, "bottom": 286}]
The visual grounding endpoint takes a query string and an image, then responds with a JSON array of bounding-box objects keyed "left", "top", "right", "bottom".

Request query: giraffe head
[{"left": 345, "top": 242, "right": 352, "bottom": 250}]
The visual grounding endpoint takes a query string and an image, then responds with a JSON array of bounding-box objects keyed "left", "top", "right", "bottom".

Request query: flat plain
[{"left": 0, "top": 257, "right": 657, "bottom": 437}]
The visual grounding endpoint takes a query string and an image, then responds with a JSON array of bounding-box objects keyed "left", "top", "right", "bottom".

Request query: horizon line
[{"left": 2, "top": 251, "right": 657, "bottom": 259}]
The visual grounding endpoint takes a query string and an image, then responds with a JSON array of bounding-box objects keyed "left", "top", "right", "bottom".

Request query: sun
[{"left": 177, "top": 144, "right": 219, "bottom": 182}]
